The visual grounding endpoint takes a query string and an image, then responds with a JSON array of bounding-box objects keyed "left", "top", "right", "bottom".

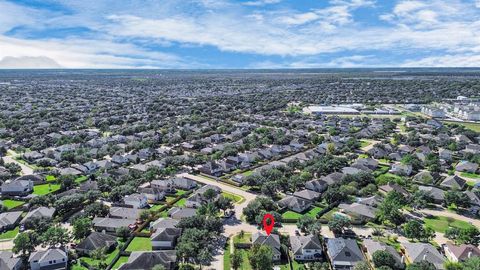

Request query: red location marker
[{"left": 262, "top": 213, "right": 275, "bottom": 235}]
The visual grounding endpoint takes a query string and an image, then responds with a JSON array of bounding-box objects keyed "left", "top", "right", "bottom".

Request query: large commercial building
[{"left": 303, "top": 106, "right": 360, "bottom": 115}]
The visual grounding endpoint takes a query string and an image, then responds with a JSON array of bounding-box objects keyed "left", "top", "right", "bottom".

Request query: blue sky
[{"left": 1, "top": 0, "right": 480, "bottom": 68}]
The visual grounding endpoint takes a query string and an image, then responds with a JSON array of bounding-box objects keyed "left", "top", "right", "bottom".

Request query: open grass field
[
  {"left": 112, "top": 256, "right": 129, "bottom": 269},
  {"left": 33, "top": 183, "right": 61, "bottom": 195},
  {"left": 0, "top": 226, "right": 19, "bottom": 240},
  {"left": 442, "top": 121, "right": 480, "bottom": 132},
  {"left": 2, "top": 199, "right": 25, "bottom": 209},
  {"left": 126, "top": 237, "right": 152, "bottom": 251},
  {"left": 424, "top": 216, "right": 475, "bottom": 233}
]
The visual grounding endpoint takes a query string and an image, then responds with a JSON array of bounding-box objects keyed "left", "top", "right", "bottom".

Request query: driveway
[{"left": 3, "top": 150, "right": 34, "bottom": 175}]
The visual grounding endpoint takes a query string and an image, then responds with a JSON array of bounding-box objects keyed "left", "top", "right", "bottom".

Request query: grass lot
[
  {"left": 238, "top": 249, "right": 252, "bottom": 270},
  {"left": 75, "top": 176, "right": 88, "bottom": 184},
  {"left": 282, "top": 206, "right": 324, "bottom": 222},
  {"left": 72, "top": 264, "right": 88, "bottom": 270},
  {"left": 224, "top": 240, "right": 231, "bottom": 270},
  {"left": 126, "top": 237, "right": 152, "bottom": 251},
  {"left": 222, "top": 191, "right": 245, "bottom": 204},
  {"left": 320, "top": 208, "right": 339, "bottom": 222},
  {"left": 291, "top": 260, "right": 306, "bottom": 270},
  {"left": 45, "top": 175, "right": 56, "bottom": 182},
  {"left": 233, "top": 232, "right": 252, "bottom": 244},
  {"left": 80, "top": 248, "right": 119, "bottom": 267},
  {"left": 149, "top": 204, "right": 165, "bottom": 212},
  {"left": 0, "top": 226, "right": 19, "bottom": 240},
  {"left": 157, "top": 210, "right": 169, "bottom": 218},
  {"left": 424, "top": 216, "right": 476, "bottom": 233},
  {"left": 242, "top": 170, "right": 254, "bottom": 177},
  {"left": 360, "top": 140, "right": 371, "bottom": 148},
  {"left": 2, "top": 199, "right": 25, "bottom": 209},
  {"left": 175, "top": 190, "right": 187, "bottom": 196},
  {"left": 460, "top": 172, "right": 480, "bottom": 179},
  {"left": 174, "top": 198, "right": 186, "bottom": 207},
  {"left": 442, "top": 121, "right": 480, "bottom": 132},
  {"left": 165, "top": 196, "right": 176, "bottom": 203},
  {"left": 112, "top": 256, "right": 129, "bottom": 269},
  {"left": 358, "top": 154, "right": 369, "bottom": 159},
  {"left": 33, "top": 183, "right": 61, "bottom": 195}
]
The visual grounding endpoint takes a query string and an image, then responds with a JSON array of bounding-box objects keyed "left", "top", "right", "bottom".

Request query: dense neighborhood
[{"left": 0, "top": 70, "right": 479, "bottom": 270}]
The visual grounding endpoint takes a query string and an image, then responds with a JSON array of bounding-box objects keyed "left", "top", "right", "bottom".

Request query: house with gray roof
[
  {"left": 339, "top": 203, "right": 377, "bottom": 223},
  {"left": 168, "top": 207, "right": 196, "bottom": 220},
  {"left": 76, "top": 232, "right": 118, "bottom": 255},
  {"left": 418, "top": 186, "right": 445, "bottom": 204},
  {"left": 326, "top": 238, "right": 365, "bottom": 270},
  {"left": 403, "top": 243, "right": 445, "bottom": 270},
  {"left": 305, "top": 179, "right": 328, "bottom": 193},
  {"left": 278, "top": 195, "right": 312, "bottom": 213},
  {"left": 293, "top": 189, "right": 321, "bottom": 201},
  {"left": 444, "top": 243, "right": 480, "bottom": 262},
  {"left": 29, "top": 248, "right": 67, "bottom": 270},
  {"left": 1, "top": 180, "right": 33, "bottom": 196},
  {"left": 390, "top": 163, "right": 413, "bottom": 176},
  {"left": 118, "top": 250, "right": 177, "bottom": 270},
  {"left": 441, "top": 175, "right": 467, "bottom": 190},
  {"left": 150, "top": 218, "right": 179, "bottom": 232},
  {"left": 123, "top": 193, "right": 148, "bottom": 209},
  {"left": 92, "top": 217, "right": 136, "bottom": 233},
  {"left": 151, "top": 228, "right": 182, "bottom": 250},
  {"left": 0, "top": 211, "right": 22, "bottom": 232},
  {"left": 252, "top": 232, "right": 282, "bottom": 261},
  {"left": 289, "top": 235, "right": 322, "bottom": 261},
  {"left": 109, "top": 207, "right": 142, "bottom": 220},
  {"left": 20, "top": 207, "right": 55, "bottom": 224},
  {"left": 0, "top": 251, "right": 21, "bottom": 270},
  {"left": 456, "top": 161, "right": 478, "bottom": 173}
]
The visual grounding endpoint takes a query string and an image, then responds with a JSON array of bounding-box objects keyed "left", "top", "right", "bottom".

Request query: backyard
[
  {"left": 33, "top": 183, "right": 61, "bottom": 196},
  {"left": 282, "top": 206, "right": 324, "bottom": 222},
  {"left": 126, "top": 237, "right": 152, "bottom": 251},
  {"left": 2, "top": 199, "right": 25, "bottom": 209}
]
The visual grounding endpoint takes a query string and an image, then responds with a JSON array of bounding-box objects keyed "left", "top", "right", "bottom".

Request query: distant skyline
[{"left": 1, "top": 0, "right": 480, "bottom": 69}]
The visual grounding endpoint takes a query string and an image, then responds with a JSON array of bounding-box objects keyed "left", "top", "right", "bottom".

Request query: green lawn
[
  {"left": 242, "top": 170, "right": 254, "bottom": 177},
  {"left": 80, "top": 248, "right": 119, "bottom": 266},
  {"left": 112, "top": 256, "right": 129, "bottom": 269},
  {"left": 320, "top": 208, "right": 339, "bottom": 222},
  {"left": 126, "top": 237, "right": 152, "bottom": 251},
  {"left": 33, "top": 183, "right": 61, "bottom": 195},
  {"left": 174, "top": 198, "right": 186, "bottom": 207},
  {"left": 222, "top": 191, "right": 245, "bottom": 204},
  {"left": 149, "top": 204, "right": 164, "bottom": 211},
  {"left": 442, "top": 121, "right": 480, "bottom": 132},
  {"left": 424, "top": 216, "right": 476, "bottom": 233},
  {"left": 375, "top": 173, "right": 404, "bottom": 185},
  {"left": 2, "top": 200, "right": 25, "bottom": 209},
  {"left": 175, "top": 190, "right": 187, "bottom": 196},
  {"left": 75, "top": 176, "right": 88, "bottom": 184},
  {"left": 358, "top": 154, "right": 369, "bottom": 159},
  {"left": 45, "top": 175, "right": 56, "bottom": 182},
  {"left": 224, "top": 240, "right": 231, "bottom": 270},
  {"left": 238, "top": 249, "right": 252, "bottom": 270},
  {"left": 282, "top": 206, "right": 324, "bottom": 222},
  {"left": 165, "top": 196, "right": 177, "bottom": 203},
  {"left": 0, "top": 226, "right": 19, "bottom": 240},
  {"left": 291, "top": 260, "right": 306, "bottom": 270},
  {"left": 233, "top": 233, "right": 252, "bottom": 244},
  {"left": 72, "top": 264, "right": 88, "bottom": 270},
  {"left": 360, "top": 140, "right": 371, "bottom": 148},
  {"left": 460, "top": 172, "right": 480, "bottom": 179}
]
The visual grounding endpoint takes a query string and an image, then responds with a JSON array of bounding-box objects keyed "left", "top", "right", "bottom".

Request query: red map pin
[{"left": 262, "top": 213, "right": 275, "bottom": 235}]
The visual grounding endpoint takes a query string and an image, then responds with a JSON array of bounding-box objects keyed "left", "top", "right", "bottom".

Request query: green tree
[
  {"left": 72, "top": 217, "right": 92, "bottom": 240},
  {"left": 249, "top": 244, "right": 273, "bottom": 270},
  {"left": 152, "top": 265, "right": 166, "bottom": 270},
  {"left": 463, "top": 256, "right": 480, "bottom": 270},
  {"left": 90, "top": 247, "right": 108, "bottom": 269},
  {"left": 231, "top": 249, "right": 243, "bottom": 270},
  {"left": 372, "top": 250, "right": 396, "bottom": 269},
  {"left": 353, "top": 261, "right": 370, "bottom": 270},
  {"left": 41, "top": 226, "right": 71, "bottom": 247},
  {"left": 407, "top": 261, "right": 436, "bottom": 270},
  {"left": 13, "top": 232, "right": 38, "bottom": 257},
  {"left": 116, "top": 226, "right": 131, "bottom": 241},
  {"left": 215, "top": 196, "right": 234, "bottom": 215},
  {"left": 444, "top": 261, "right": 463, "bottom": 270},
  {"left": 328, "top": 215, "right": 351, "bottom": 235},
  {"left": 403, "top": 220, "right": 423, "bottom": 240}
]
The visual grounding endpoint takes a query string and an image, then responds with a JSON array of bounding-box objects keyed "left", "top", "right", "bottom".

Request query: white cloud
[
  {"left": 402, "top": 54, "right": 480, "bottom": 67},
  {"left": 243, "top": 0, "right": 282, "bottom": 7}
]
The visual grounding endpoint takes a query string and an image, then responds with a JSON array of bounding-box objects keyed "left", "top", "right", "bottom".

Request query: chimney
[
  {"left": 423, "top": 254, "right": 427, "bottom": 261},
  {"left": 468, "top": 251, "right": 472, "bottom": 258},
  {"left": 401, "top": 255, "right": 405, "bottom": 264}
]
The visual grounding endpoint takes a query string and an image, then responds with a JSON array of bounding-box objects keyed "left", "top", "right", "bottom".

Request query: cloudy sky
[{"left": 1, "top": 0, "right": 480, "bottom": 68}]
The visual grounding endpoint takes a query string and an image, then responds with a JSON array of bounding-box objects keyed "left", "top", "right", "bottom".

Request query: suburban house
[
  {"left": 138, "top": 187, "right": 165, "bottom": 202},
  {"left": 92, "top": 217, "right": 136, "bottom": 233},
  {"left": 76, "top": 232, "right": 118, "bottom": 255},
  {"left": 363, "top": 239, "right": 404, "bottom": 269},
  {"left": 455, "top": 161, "right": 478, "bottom": 173},
  {"left": 109, "top": 207, "right": 142, "bottom": 220},
  {"left": 150, "top": 218, "right": 179, "bottom": 232},
  {"left": 29, "top": 248, "right": 68, "bottom": 270},
  {"left": 168, "top": 207, "right": 196, "bottom": 220},
  {"left": 20, "top": 207, "right": 56, "bottom": 224},
  {"left": 0, "top": 211, "right": 22, "bottom": 232},
  {"left": 403, "top": 243, "right": 446, "bottom": 270},
  {"left": 185, "top": 185, "right": 221, "bottom": 208},
  {"left": 151, "top": 228, "right": 182, "bottom": 250},
  {"left": 338, "top": 203, "right": 377, "bottom": 223},
  {"left": 305, "top": 179, "right": 328, "bottom": 193},
  {"left": 278, "top": 196, "right": 312, "bottom": 213},
  {"left": 379, "top": 183, "right": 410, "bottom": 197},
  {"left": 289, "top": 235, "right": 322, "bottom": 261},
  {"left": 252, "top": 232, "right": 282, "bottom": 261},
  {"left": 389, "top": 163, "right": 413, "bottom": 176},
  {"left": 418, "top": 186, "right": 445, "bottom": 204},
  {"left": 123, "top": 193, "right": 148, "bottom": 209},
  {"left": 1, "top": 180, "right": 33, "bottom": 196},
  {"left": 0, "top": 251, "right": 22, "bottom": 270},
  {"left": 440, "top": 175, "right": 467, "bottom": 190},
  {"left": 326, "top": 238, "right": 365, "bottom": 270},
  {"left": 117, "top": 251, "right": 177, "bottom": 270},
  {"left": 293, "top": 189, "right": 321, "bottom": 201},
  {"left": 444, "top": 243, "right": 480, "bottom": 262}
]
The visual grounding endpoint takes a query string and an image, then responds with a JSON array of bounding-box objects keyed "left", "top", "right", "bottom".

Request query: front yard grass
[
  {"left": 126, "top": 237, "right": 152, "bottom": 251},
  {"left": 233, "top": 232, "right": 252, "bottom": 244},
  {"left": 0, "top": 226, "right": 19, "bottom": 240},
  {"left": 222, "top": 191, "right": 245, "bottom": 204},
  {"left": 45, "top": 175, "right": 56, "bottom": 182},
  {"left": 174, "top": 198, "right": 186, "bottom": 207},
  {"left": 33, "top": 183, "right": 61, "bottom": 195},
  {"left": 80, "top": 248, "right": 119, "bottom": 266},
  {"left": 424, "top": 216, "right": 476, "bottom": 233},
  {"left": 112, "top": 256, "right": 129, "bottom": 269},
  {"left": 2, "top": 199, "right": 25, "bottom": 209}
]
